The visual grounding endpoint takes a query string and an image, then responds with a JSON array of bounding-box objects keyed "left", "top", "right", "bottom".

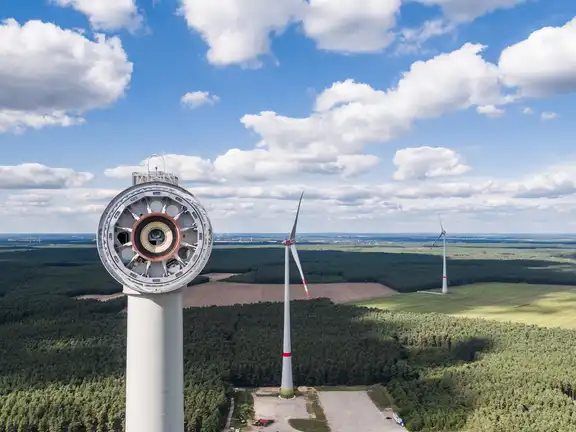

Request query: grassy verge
[
  {"left": 288, "top": 418, "right": 330, "bottom": 432},
  {"left": 306, "top": 392, "right": 327, "bottom": 422},
  {"left": 367, "top": 384, "right": 394, "bottom": 411},
  {"left": 314, "top": 385, "right": 366, "bottom": 391},
  {"left": 230, "top": 390, "right": 254, "bottom": 430}
]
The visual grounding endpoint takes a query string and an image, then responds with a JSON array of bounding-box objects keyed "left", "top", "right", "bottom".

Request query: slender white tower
[
  {"left": 442, "top": 233, "right": 448, "bottom": 294},
  {"left": 124, "top": 287, "right": 184, "bottom": 431},
  {"left": 97, "top": 156, "right": 213, "bottom": 432},
  {"left": 280, "top": 192, "right": 309, "bottom": 399},
  {"left": 432, "top": 215, "right": 448, "bottom": 294},
  {"left": 280, "top": 244, "right": 294, "bottom": 398}
]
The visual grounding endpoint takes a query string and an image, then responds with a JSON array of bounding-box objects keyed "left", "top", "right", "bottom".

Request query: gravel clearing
[
  {"left": 250, "top": 394, "right": 308, "bottom": 431},
  {"left": 318, "top": 391, "right": 405, "bottom": 432}
]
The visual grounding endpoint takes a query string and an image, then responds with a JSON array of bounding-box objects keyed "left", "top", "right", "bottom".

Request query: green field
[{"left": 357, "top": 283, "right": 576, "bottom": 329}]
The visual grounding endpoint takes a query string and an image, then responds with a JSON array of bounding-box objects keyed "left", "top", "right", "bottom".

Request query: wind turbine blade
[
  {"left": 289, "top": 191, "right": 304, "bottom": 241},
  {"left": 438, "top": 214, "right": 444, "bottom": 232},
  {"left": 431, "top": 233, "right": 443, "bottom": 249},
  {"left": 290, "top": 244, "right": 310, "bottom": 298}
]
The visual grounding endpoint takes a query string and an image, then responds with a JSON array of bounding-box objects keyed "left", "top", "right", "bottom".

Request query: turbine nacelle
[{"left": 431, "top": 215, "right": 447, "bottom": 248}]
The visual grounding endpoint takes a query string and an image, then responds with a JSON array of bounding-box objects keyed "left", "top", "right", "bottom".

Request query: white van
[{"left": 392, "top": 412, "right": 405, "bottom": 427}]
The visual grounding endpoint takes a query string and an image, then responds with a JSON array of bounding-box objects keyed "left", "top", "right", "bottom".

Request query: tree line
[
  {"left": 2, "top": 246, "right": 574, "bottom": 300},
  {"left": 205, "top": 247, "right": 576, "bottom": 292}
]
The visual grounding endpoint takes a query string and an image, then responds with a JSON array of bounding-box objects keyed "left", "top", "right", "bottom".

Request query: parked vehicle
[
  {"left": 392, "top": 412, "right": 405, "bottom": 427},
  {"left": 253, "top": 418, "right": 275, "bottom": 427}
]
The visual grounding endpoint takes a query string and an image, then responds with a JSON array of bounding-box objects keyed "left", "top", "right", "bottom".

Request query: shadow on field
[
  {"left": 384, "top": 336, "right": 491, "bottom": 431},
  {"left": 492, "top": 303, "right": 559, "bottom": 315}
]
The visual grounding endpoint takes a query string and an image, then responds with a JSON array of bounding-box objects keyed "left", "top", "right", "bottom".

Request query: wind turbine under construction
[
  {"left": 280, "top": 191, "right": 310, "bottom": 399},
  {"left": 432, "top": 216, "right": 448, "bottom": 294}
]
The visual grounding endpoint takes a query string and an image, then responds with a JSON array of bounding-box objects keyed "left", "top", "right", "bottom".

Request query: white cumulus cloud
[
  {"left": 0, "top": 164, "right": 94, "bottom": 189},
  {"left": 392, "top": 146, "right": 471, "bottom": 181},
  {"left": 104, "top": 43, "right": 510, "bottom": 183},
  {"left": 104, "top": 150, "right": 380, "bottom": 183},
  {"left": 541, "top": 111, "right": 558, "bottom": 121},
  {"left": 6, "top": 193, "right": 54, "bottom": 207},
  {"left": 415, "top": 0, "right": 527, "bottom": 23},
  {"left": 476, "top": 104, "right": 505, "bottom": 117},
  {"left": 499, "top": 17, "right": 576, "bottom": 97},
  {"left": 240, "top": 43, "right": 503, "bottom": 159},
  {"left": 178, "top": 0, "right": 305, "bottom": 67},
  {"left": 177, "top": 0, "right": 532, "bottom": 66},
  {"left": 302, "top": 0, "right": 401, "bottom": 52},
  {"left": 181, "top": 91, "right": 220, "bottom": 108},
  {"left": 103, "top": 22, "right": 576, "bottom": 188},
  {"left": 10, "top": 157, "right": 576, "bottom": 232},
  {"left": 314, "top": 79, "right": 385, "bottom": 112},
  {"left": 397, "top": 19, "right": 456, "bottom": 54},
  {"left": 50, "top": 0, "right": 143, "bottom": 32},
  {"left": 212, "top": 149, "right": 379, "bottom": 181},
  {"left": 0, "top": 19, "right": 132, "bottom": 133}
]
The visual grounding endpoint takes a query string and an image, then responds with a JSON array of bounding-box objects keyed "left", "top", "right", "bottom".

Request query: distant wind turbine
[
  {"left": 431, "top": 216, "right": 448, "bottom": 294},
  {"left": 280, "top": 191, "right": 310, "bottom": 399}
]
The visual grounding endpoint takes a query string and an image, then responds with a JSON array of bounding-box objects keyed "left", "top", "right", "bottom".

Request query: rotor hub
[
  {"left": 132, "top": 213, "right": 181, "bottom": 262},
  {"left": 97, "top": 182, "right": 213, "bottom": 294}
]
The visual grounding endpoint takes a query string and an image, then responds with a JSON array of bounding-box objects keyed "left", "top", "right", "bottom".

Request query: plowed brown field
[
  {"left": 76, "top": 280, "right": 397, "bottom": 307},
  {"left": 182, "top": 282, "right": 397, "bottom": 307}
]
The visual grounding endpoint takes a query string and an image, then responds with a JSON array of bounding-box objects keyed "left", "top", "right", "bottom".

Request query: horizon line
[{"left": 2, "top": 232, "right": 576, "bottom": 236}]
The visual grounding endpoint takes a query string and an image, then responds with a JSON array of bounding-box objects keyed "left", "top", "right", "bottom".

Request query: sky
[{"left": 1, "top": 0, "right": 576, "bottom": 234}]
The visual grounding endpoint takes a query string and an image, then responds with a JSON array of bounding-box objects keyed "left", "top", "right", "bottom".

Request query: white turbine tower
[
  {"left": 432, "top": 216, "right": 448, "bottom": 294},
  {"left": 97, "top": 156, "right": 213, "bottom": 432},
  {"left": 280, "top": 191, "right": 310, "bottom": 399}
]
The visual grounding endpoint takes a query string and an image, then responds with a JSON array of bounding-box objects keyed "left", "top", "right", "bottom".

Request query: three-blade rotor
[
  {"left": 431, "top": 215, "right": 447, "bottom": 249},
  {"left": 285, "top": 191, "right": 309, "bottom": 298}
]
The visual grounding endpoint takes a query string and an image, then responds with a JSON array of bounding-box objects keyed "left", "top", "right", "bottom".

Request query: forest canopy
[
  {"left": 1, "top": 247, "right": 576, "bottom": 431},
  {"left": 2, "top": 296, "right": 576, "bottom": 431}
]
